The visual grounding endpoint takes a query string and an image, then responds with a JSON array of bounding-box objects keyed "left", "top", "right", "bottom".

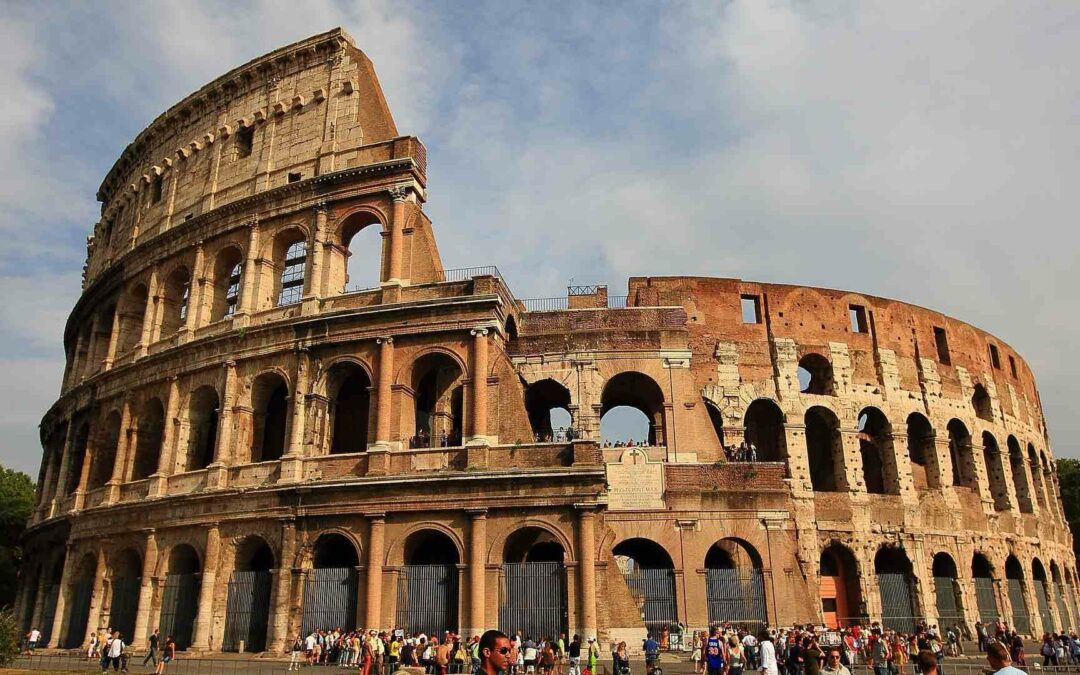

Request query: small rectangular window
[
  {"left": 989, "top": 343, "right": 1001, "bottom": 369},
  {"left": 236, "top": 125, "right": 254, "bottom": 159},
  {"left": 288, "top": 172, "right": 302, "bottom": 183},
  {"left": 1009, "top": 355, "right": 1018, "bottom": 378},
  {"left": 741, "top": 295, "right": 761, "bottom": 324},
  {"left": 849, "top": 304, "right": 868, "bottom": 333},
  {"left": 934, "top": 326, "right": 951, "bottom": 365},
  {"left": 150, "top": 174, "right": 163, "bottom": 204}
]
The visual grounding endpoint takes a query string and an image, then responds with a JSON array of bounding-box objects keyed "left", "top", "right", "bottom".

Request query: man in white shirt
[
  {"left": 107, "top": 631, "right": 125, "bottom": 670},
  {"left": 758, "top": 632, "right": 778, "bottom": 675},
  {"left": 742, "top": 631, "right": 759, "bottom": 670},
  {"left": 987, "top": 641, "right": 1026, "bottom": 675},
  {"left": 26, "top": 628, "right": 41, "bottom": 654}
]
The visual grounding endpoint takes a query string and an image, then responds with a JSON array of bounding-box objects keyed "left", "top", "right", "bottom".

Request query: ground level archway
[
  {"left": 705, "top": 538, "right": 767, "bottom": 631},
  {"left": 613, "top": 538, "right": 678, "bottom": 638},
  {"left": 302, "top": 534, "right": 360, "bottom": 635},
  {"left": 876, "top": 547, "right": 918, "bottom": 632},
  {"left": 223, "top": 537, "right": 274, "bottom": 653},
  {"left": 972, "top": 554, "right": 999, "bottom": 623},
  {"left": 159, "top": 545, "right": 201, "bottom": 650},
  {"left": 499, "top": 527, "right": 568, "bottom": 641},
  {"left": 931, "top": 553, "right": 963, "bottom": 629},
  {"left": 819, "top": 544, "right": 861, "bottom": 628},
  {"left": 396, "top": 529, "right": 460, "bottom": 637}
]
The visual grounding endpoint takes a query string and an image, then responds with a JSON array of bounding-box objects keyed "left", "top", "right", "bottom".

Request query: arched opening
[
  {"left": 600, "top": 372, "right": 666, "bottom": 446},
  {"left": 971, "top": 553, "right": 1000, "bottom": 623},
  {"left": 327, "top": 364, "right": 372, "bottom": 454},
  {"left": 819, "top": 544, "right": 861, "bottom": 628},
  {"left": 704, "top": 399, "right": 726, "bottom": 454},
  {"left": 35, "top": 556, "right": 63, "bottom": 646},
  {"left": 131, "top": 398, "right": 165, "bottom": 481},
  {"left": 250, "top": 373, "right": 288, "bottom": 463},
  {"left": 857, "top": 407, "right": 898, "bottom": 495},
  {"left": 613, "top": 538, "right": 677, "bottom": 637},
  {"left": 109, "top": 548, "right": 142, "bottom": 644},
  {"left": 500, "top": 527, "right": 568, "bottom": 640},
  {"left": 982, "top": 432, "right": 1011, "bottom": 512},
  {"left": 875, "top": 547, "right": 917, "bottom": 632},
  {"left": 1029, "top": 444, "right": 1048, "bottom": 509},
  {"left": 73, "top": 321, "right": 92, "bottom": 379},
  {"left": 89, "top": 411, "right": 122, "bottom": 490},
  {"left": 88, "top": 304, "right": 116, "bottom": 371},
  {"left": 410, "top": 353, "right": 464, "bottom": 448},
  {"left": 160, "top": 267, "right": 191, "bottom": 337},
  {"left": 273, "top": 230, "right": 308, "bottom": 306},
  {"left": 805, "top": 406, "right": 845, "bottom": 492},
  {"left": 525, "top": 379, "right": 572, "bottom": 443},
  {"left": 1005, "top": 555, "right": 1031, "bottom": 635},
  {"left": 931, "top": 553, "right": 963, "bottom": 629},
  {"left": 705, "top": 538, "right": 767, "bottom": 630},
  {"left": 186, "top": 386, "right": 219, "bottom": 471},
  {"left": 397, "top": 530, "right": 460, "bottom": 637},
  {"left": 209, "top": 247, "right": 244, "bottom": 322},
  {"left": 906, "top": 413, "right": 937, "bottom": 489},
  {"left": 159, "top": 544, "right": 201, "bottom": 650},
  {"left": 340, "top": 212, "right": 384, "bottom": 292},
  {"left": 223, "top": 537, "right": 274, "bottom": 653},
  {"left": 65, "top": 422, "right": 90, "bottom": 495},
  {"left": 118, "top": 284, "right": 149, "bottom": 355},
  {"left": 1007, "top": 436, "right": 1033, "bottom": 514},
  {"left": 972, "top": 384, "right": 993, "bottom": 422},
  {"left": 947, "top": 420, "right": 977, "bottom": 488},
  {"left": 62, "top": 554, "right": 96, "bottom": 648},
  {"left": 743, "top": 399, "right": 788, "bottom": 464},
  {"left": 1050, "top": 562, "right": 1072, "bottom": 631},
  {"left": 1032, "top": 558, "right": 1055, "bottom": 634},
  {"left": 798, "top": 353, "right": 835, "bottom": 395},
  {"left": 505, "top": 316, "right": 519, "bottom": 347},
  {"left": 302, "top": 534, "right": 359, "bottom": 635}
]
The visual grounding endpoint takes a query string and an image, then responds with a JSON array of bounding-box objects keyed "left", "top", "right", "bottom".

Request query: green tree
[
  {"left": 1057, "top": 458, "right": 1080, "bottom": 559},
  {"left": 0, "top": 608, "right": 18, "bottom": 666},
  {"left": 0, "top": 465, "right": 35, "bottom": 609}
]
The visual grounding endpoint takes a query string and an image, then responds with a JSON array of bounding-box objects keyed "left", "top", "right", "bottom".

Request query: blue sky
[{"left": 1, "top": 1, "right": 1079, "bottom": 476}]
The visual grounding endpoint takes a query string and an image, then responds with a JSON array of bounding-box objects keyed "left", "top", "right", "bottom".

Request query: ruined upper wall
[{"left": 86, "top": 28, "right": 403, "bottom": 282}]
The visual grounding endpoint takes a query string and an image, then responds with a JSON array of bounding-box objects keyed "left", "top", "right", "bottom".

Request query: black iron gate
[
  {"left": 499, "top": 562, "right": 568, "bottom": 640},
  {"left": 705, "top": 568, "right": 767, "bottom": 630},
  {"left": 38, "top": 583, "right": 58, "bottom": 647},
  {"left": 623, "top": 568, "right": 678, "bottom": 637},
  {"left": 396, "top": 564, "right": 459, "bottom": 637},
  {"left": 1007, "top": 579, "right": 1031, "bottom": 634},
  {"left": 302, "top": 567, "right": 357, "bottom": 635},
  {"left": 159, "top": 573, "right": 200, "bottom": 650},
  {"left": 62, "top": 579, "right": 92, "bottom": 648},
  {"left": 878, "top": 573, "right": 916, "bottom": 633},
  {"left": 1034, "top": 580, "right": 1055, "bottom": 633},
  {"left": 223, "top": 570, "right": 272, "bottom": 652},
  {"left": 933, "top": 576, "right": 962, "bottom": 627},
  {"left": 974, "top": 577, "right": 999, "bottom": 622},
  {"left": 109, "top": 576, "right": 140, "bottom": 644},
  {"left": 1054, "top": 583, "right": 1070, "bottom": 631}
]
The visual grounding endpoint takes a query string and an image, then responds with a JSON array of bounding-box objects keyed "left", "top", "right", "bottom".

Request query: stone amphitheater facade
[{"left": 17, "top": 28, "right": 1078, "bottom": 654}]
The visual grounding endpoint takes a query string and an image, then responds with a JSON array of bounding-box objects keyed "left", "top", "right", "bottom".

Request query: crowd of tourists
[
  {"left": 408, "top": 428, "right": 463, "bottom": 449},
  {"left": 974, "top": 618, "right": 1080, "bottom": 666}
]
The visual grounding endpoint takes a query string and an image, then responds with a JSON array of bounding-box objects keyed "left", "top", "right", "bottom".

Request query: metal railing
[
  {"left": 520, "top": 297, "right": 568, "bottom": 311},
  {"left": 437, "top": 266, "right": 503, "bottom": 283},
  {"left": 608, "top": 295, "right": 629, "bottom": 308}
]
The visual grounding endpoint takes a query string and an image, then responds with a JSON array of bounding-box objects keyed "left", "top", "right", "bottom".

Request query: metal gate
[
  {"left": 1007, "top": 579, "right": 1030, "bottom": 634},
  {"left": 223, "top": 570, "right": 272, "bottom": 652},
  {"left": 39, "top": 583, "right": 60, "bottom": 647},
  {"left": 974, "top": 577, "right": 999, "bottom": 621},
  {"left": 624, "top": 568, "right": 678, "bottom": 637},
  {"left": 499, "top": 562, "right": 568, "bottom": 640},
  {"left": 62, "top": 579, "right": 92, "bottom": 648},
  {"left": 1069, "top": 584, "right": 1080, "bottom": 631},
  {"left": 1054, "top": 583, "right": 1071, "bottom": 631},
  {"left": 396, "top": 565, "right": 459, "bottom": 637},
  {"left": 877, "top": 573, "right": 916, "bottom": 633},
  {"left": 1034, "top": 580, "right": 1055, "bottom": 633},
  {"left": 705, "top": 568, "right": 767, "bottom": 631},
  {"left": 109, "top": 576, "right": 141, "bottom": 643},
  {"left": 302, "top": 567, "right": 357, "bottom": 635},
  {"left": 933, "top": 576, "right": 962, "bottom": 627},
  {"left": 159, "top": 573, "right": 200, "bottom": 650}
]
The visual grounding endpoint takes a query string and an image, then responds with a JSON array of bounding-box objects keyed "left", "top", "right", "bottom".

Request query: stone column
[
  {"left": 137, "top": 268, "right": 159, "bottom": 358},
  {"left": 267, "top": 519, "right": 297, "bottom": 652},
  {"left": 467, "top": 328, "right": 490, "bottom": 445},
  {"left": 49, "top": 420, "right": 78, "bottom": 518},
  {"left": 72, "top": 431, "right": 94, "bottom": 511},
  {"left": 191, "top": 524, "right": 221, "bottom": 651},
  {"left": 103, "top": 308, "right": 122, "bottom": 371},
  {"left": 365, "top": 514, "right": 386, "bottom": 628},
  {"left": 306, "top": 202, "right": 328, "bottom": 299},
  {"left": 106, "top": 397, "right": 134, "bottom": 503},
  {"left": 47, "top": 546, "right": 76, "bottom": 647},
  {"left": 235, "top": 220, "right": 260, "bottom": 323},
  {"left": 182, "top": 241, "right": 205, "bottom": 340},
  {"left": 467, "top": 509, "right": 487, "bottom": 634},
  {"left": 386, "top": 187, "right": 408, "bottom": 284},
  {"left": 371, "top": 338, "right": 394, "bottom": 451},
  {"left": 150, "top": 377, "right": 180, "bottom": 497},
  {"left": 131, "top": 530, "right": 158, "bottom": 649},
  {"left": 82, "top": 314, "right": 101, "bottom": 380},
  {"left": 209, "top": 361, "right": 237, "bottom": 488},
  {"left": 66, "top": 328, "right": 87, "bottom": 389},
  {"left": 280, "top": 349, "right": 310, "bottom": 483},
  {"left": 82, "top": 546, "right": 108, "bottom": 647},
  {"left": 577, "top": 506, "right": 598, "bottom": 639},
  {"left": 35, "top": 443, "right": 59, "bottom": 521}
]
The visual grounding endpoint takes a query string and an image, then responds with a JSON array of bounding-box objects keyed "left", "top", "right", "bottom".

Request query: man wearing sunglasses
[
  {"left": 821, "top": 647, "right": 850, "bottom": 675},
  {"left": 480, "top": 630, "right": 514, "bottom": 675}
]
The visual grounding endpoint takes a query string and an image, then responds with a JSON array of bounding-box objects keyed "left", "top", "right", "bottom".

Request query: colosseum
[{"left": 16, "top": 28, "right": 1078, "bottom": 655}]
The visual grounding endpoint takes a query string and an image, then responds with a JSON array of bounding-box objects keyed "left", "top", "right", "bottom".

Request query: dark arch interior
[
  {"left": 252, "top": 374, "right": 289, "bottom": 462},
  {"left": 504, "top": 527, "right": 565, "bottom": 563},
  {"left": 932, "top": 553, "right": 958, "bottom": 578},
  {"left": 132, "top": 398, "right": 165, "bottom": 480},
  {"left": 330, "top": 365, "right": 372, "bottom": 454},
  {"left": 313, "top": 534, "right": 360, "bottom": 569},
  {"left": 90, "top": 412, "right": 122, "bottom": 489},
  {"left": 411, "top": 353, "right": 464, "bottom": 447},
  {"left": 706, "top": 539, "right": 763, "bottom": 570},
  {"left": 705, "top": 399, "right": 725, "bottom": 449},
  {"left": 113, "top": 548, "right": 143, "bottom": 578},
  {"left": 188, "top": 386, "right": 220, "bottom": 471},
  {"left": 1007, "top": 436, "right": 1033, "bottom": 513},
  {"left": 1005, "top": 556, "right": 1024, "bottom": 580},
  {"left": 168, "top": 545, "right": 201, "bottom": 575},
  {"left": 404, "top": 530, "right": 460, "bottom": 566},
  {"left": 972, "top": 384, "right": 993, "bottom": 422},
  {"left": 600, "top": 371, "right": 665, "bottom": 446},
  {"left": 237, "top": 538, "right": 275, "bottom": 572},
  {"left": 798, "top": 353, "right": 835, "bottom": 395},
  {"left": 1032, "top": 558, "right": 1047, "bottom": 581},
  {"left": 525, "top": 379, "right": 572, "bottom": 442},
  {"left": 982, "top": 432, "right": 1010, "bottom": 512},
  {"left": 947, "top": 419, "right": 975, "bottom": 488},
  {"left": 211, "top": 247, "right": 244, "bottom": 321},
  {"left": 972, "top": 554, "right": 994, "bottom": 579},
  {"left": 806, "top": 406, "right": 842, "bottom": 492},
  {"left": 743, "top": 399, "right": 787, "bottom": 463},
  {"left": 874, "top": 547, "right": 913, "bottom": 575},
  {"left": 857, "top": 407, "right": 893, "bottom": 495},
  {"left": 613, "top": 538, "right": 674, "bottom": 570},
  {"left": 65, "top": 422, "right": 90, "bottom": 495}
]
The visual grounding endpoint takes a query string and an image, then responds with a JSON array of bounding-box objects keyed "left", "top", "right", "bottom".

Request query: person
[
  {"left": 868, "top": 630, "right": 889, "bottom": 675},
  {"left": 705, "top": 628, "right": 727, "bottom": 675},
  {"left": 975, "top": 622, "right": 987, "bottom": 653},
  {"left": 986, "top": 641, "right": 1025, "bottom": 675},
  {"left": 821, "top": 647, "right": 850, "bottom": 675},
  {"left": 104, "top": 630, "right": 124, "bottom": 673},
  {"left": 88, "top": 631, "right": 101, "bottom": 661},
  {"left": 25, "top": 627, "right": 40, "bottom": 655},
  {"left": 479, "top": 630, "right": 513, "bottom": 675},
  {"left": 692, "top": 632, "right": 704, "bottom": 674},
  {"left": 802, "top": 636, "right": 823, "bottom": 675},
  {"left": 729, "top": 633, "right": 745, "bottom": 675},
  {"left": 644, "top": 634, "right": 661, "bottom": 675},
  {"left": 915, "top": 650, "right": 937, "bottom": 675},
  {"left": 743, "top": 630, "right": 760, "bottom": 671},
  {"left": 143, "top": 628, "right": 160, "bottom": 667},
  {"left": 1008, "top": 632, "right": 1024, "bottom": 665},
  {"left": 587, "top": 637, "right": 599, "bottom": 675},
  {"left": 542, "top": 639, "right": 557, "bottom": 675},
  {"left": 1041, "top": 634, "right": 1057, "bottom": 667},
  {"left": 288, "top": 633, "right": 304, "bottom": 671},
  {"left": 155, "top": 635, "right": 175, "bottom": 674},
  {"left": 568, "top": 635, "right": 582, "bottom": 675},
  {"left": 759, "top": 631, "right": 779, "bottom": 675},
  {"left": 612, "top": 642, "right": 630, "bottom": 675}
]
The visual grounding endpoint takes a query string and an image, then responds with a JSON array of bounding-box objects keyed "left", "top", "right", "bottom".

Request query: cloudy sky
[{"left": 1, "top": 1, "right": 1078, "bottom": 476}]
